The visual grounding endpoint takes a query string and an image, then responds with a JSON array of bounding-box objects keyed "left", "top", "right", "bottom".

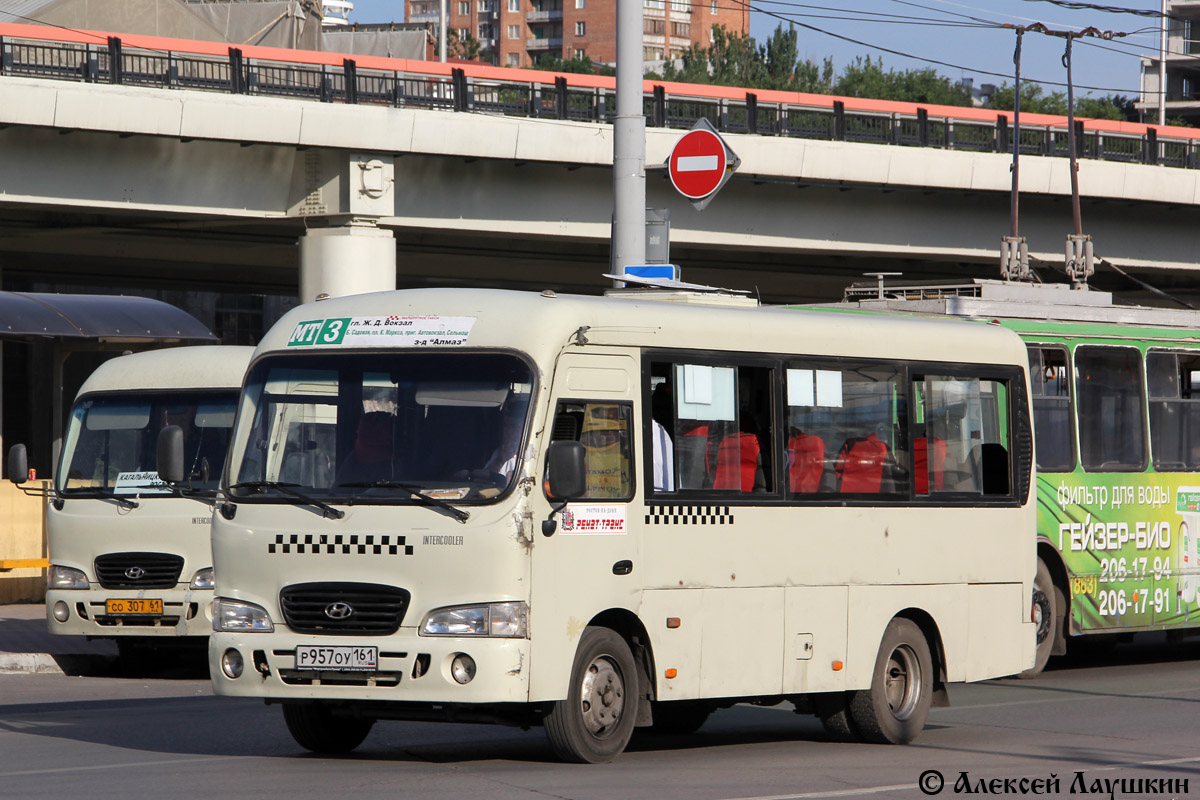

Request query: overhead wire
[{"left": 740, "top": 0, "right": 1161, "bottom": 95}]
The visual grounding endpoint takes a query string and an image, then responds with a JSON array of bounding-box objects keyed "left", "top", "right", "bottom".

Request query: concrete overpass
[{"left": 2, "top": 22, "right": 1200, "bottom": 307}]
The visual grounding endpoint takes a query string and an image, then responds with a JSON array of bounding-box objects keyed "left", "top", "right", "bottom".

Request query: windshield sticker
[
  {"left": 113, "top": 471, "right": 172, "bottom": 495},
  {"left": 560, "top": 505, "right": 627, "bottom": 535},
  {"left": 287, "top": 315, "right": 476, "bottom": 348},
  {"left": 421, "top": 487, "right": 471, "bottom": 501}
]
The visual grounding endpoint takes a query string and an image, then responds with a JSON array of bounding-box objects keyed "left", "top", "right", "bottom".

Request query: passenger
[
  {"left": 336, "top": 411, "right": 396, "bottom": 485},
  {"left": 651, "top": 418, "right": 675, "bottom": 492},
  {"left": 481, "top": 400, "right": 527, "bottom": 483}
]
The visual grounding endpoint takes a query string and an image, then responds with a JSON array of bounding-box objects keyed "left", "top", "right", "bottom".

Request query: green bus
[{"left": 828, "top": 278, "right": 1200, "bottom": 675}]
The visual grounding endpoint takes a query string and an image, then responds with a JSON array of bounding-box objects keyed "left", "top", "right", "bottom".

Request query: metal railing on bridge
[{"left": 0, "top": 22, "right": 1195, "bottom": 170}]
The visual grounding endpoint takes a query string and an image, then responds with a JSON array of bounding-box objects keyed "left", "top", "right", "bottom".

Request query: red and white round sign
[{"left": 668, "top": 129, "right": 728, "bottom": 200}]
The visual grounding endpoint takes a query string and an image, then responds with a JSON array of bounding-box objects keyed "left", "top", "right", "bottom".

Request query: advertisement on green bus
[{"left": 1039, "top": 472, "right": 1200, "bottom": 633}]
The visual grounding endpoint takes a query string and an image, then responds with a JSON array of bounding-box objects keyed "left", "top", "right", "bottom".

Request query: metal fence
[{"left": 2, "top": 32, "right": 1194, "bottom": 170}]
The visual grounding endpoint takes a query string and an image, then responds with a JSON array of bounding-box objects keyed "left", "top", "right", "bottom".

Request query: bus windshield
[
  {"left": 228, "top": 352, "right": 534, "bottom": 504},
  {"left": 58, "top": 391, "right": 238, "bottom": 496}
]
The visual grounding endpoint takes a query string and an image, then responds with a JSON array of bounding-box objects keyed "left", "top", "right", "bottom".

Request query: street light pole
[
  {"left": 1160, "top": 0, "right": 1168, "bottom": 125},
  {"left": 611, "top": 0, "right": 646, "bottom": 282},
  {"left": 439, "top": 0, "right": 448, "bottom": 63}
]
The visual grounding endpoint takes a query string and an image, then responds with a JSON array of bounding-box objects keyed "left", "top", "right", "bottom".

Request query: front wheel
[
  {"left": 544, "top": 626, "right": 639, "bottom": 763},
  {"left": 282, "top": 703, "right": 374, "bottom": 754},
  {"left": 848, "top": 618, "right": 933, "bottom": 744}
]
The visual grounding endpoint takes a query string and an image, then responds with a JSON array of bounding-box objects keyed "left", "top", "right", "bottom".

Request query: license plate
[
  {"left": 105, "top": 598, "right": 163, "bottom": 615},
  {"left": 295, "top": 646, "right": 379, "bottom": 671}
]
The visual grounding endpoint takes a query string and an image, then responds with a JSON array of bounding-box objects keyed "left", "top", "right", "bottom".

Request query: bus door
[{"left": 529, "top": 351, "right": 642, "bottom": 700}]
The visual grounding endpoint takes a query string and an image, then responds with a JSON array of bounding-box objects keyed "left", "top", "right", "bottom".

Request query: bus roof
[
  {"left": 257, "top": 287, "right": 1029, "bottom": 368},
  {"left": 834, "top": 278, "right": 1200, "bottom": 337},
  {"left": 76, "top": 346, "right": 254, "bottom": 398}
]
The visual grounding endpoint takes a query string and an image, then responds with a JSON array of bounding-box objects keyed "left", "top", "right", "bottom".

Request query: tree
[
  {"left": 984, "top": 83, "right": 1068, "bottom": 116},
  {"left": 530, "top": 54, "right": 614, "bottom": 76},
  {"left": 447, "top": 30, "right": 490, "bottom": 63},
  {"left": 1074, "top": 94, "right": 1136, "bottom": 122},
  {"left": 835, "top": 56, "right": 972, "bottom": 107},
  {"left": 662, "top": 24, "right": 832, "bottom": 93}
]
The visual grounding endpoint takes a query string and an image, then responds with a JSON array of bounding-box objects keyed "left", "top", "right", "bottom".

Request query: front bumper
[
  {"left": 46, "top": 587, "right": 212, "bottom": 638},
  {"left": 209, "top": 629, "right": 530, "bottom": 704}
]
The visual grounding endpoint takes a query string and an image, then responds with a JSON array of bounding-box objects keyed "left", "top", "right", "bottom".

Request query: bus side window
[
  {"left": 1148, "top": 350, "right": 1200, "bottom": 471},
  {"left": 1027, "top": 345, "right": 1074, "bottom": 472},
  {"left": 660, "top": 362, "right": 772, "bottom": 494},
  {"left": 787, "top": 364, "right": 906, "bottom": 497},
  {"left": 1075, "top": 346, "right": 1146, "bottom": 472},
  {"left": 914, "top": 375, "right": 1012, "bottom": 497},
  {"left": 548, "top": 400, "right": 634, "bottom": 500}
]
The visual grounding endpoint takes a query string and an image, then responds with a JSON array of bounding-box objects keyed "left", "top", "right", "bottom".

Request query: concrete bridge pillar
[{"left": 298, "top": 218, "right": 396, "bottom": 303}]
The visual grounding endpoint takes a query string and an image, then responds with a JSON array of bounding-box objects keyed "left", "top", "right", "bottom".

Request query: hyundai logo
[
  {"left": 324, "top": 602, "right": 354, "bottom": 620},
  {"left": 124, "top": 566, "right": 146, "bottom": 580}
]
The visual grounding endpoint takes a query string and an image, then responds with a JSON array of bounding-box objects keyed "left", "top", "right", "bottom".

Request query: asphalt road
[{"left": 1, "top": 635, "right": 1198, "bottom": 800}]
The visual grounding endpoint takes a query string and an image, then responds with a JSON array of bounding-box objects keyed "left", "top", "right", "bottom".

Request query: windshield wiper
[
  {"left": 62, "top": 487, "right": 139, "bottom": 510},
  {"left": 338, "top": 481, "right": 470, "bottom": 524},
  {"left": 228, "top": 481, "right": 344, "bottom": 520}
]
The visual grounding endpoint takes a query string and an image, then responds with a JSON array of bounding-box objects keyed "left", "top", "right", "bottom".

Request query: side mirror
[
  {"left": 546, "top": 440, "right": 586, "bottom": 501},
  {"left": 157, "top": 425, "right": 185, "bottom": 484},
  {"left": 7, "top": 444, "right": 27, "bottom": 485}
]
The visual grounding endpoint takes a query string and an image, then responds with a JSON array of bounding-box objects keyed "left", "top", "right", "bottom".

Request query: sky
[{"left": 343, "top": 0, "right": 1166, "bottom": 100}]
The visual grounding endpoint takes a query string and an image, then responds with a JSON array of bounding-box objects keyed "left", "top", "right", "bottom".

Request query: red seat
[
  {"left": 713, "top": 432, "right": 761, "bottom": 492},
  {"left": 914, "top": 436, "right": 947, "bottom": 494},
  {"left": 787, "top": 433, "right": 825, "bottom": 493},
  {"left": 836, "top": 433, "right": 889, "bottom": 493}
]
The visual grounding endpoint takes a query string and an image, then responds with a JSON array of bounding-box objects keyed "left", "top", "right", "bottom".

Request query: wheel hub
[
  {"left": 1032, "top": 588, "right": 1051, "bottom": 644},
  {"left": 883, "top": 645, "right": 921, "bottom": 720},
  {"left": 579, "top": 656, "right": 625, "bottom": 736}
]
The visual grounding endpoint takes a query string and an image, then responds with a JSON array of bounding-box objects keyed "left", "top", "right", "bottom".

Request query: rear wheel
[
  {"left": 282, "top": 703, "right": 374, "bottom": 754},
  {"left": 544, "top": 626, "right": 639, "bottom": 763},
  {"left": 814, "top": 693, "right": 862, "bottom": 742},
  {"left": 1019, "top": 557, "right": 1058, "bottom": 678},
  {"left": 848, "top": 618, "right": 933, "bottom": 744}
]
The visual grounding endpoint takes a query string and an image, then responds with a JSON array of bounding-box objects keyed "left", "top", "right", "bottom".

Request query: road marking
[
  {"left": 677, "top": 155, "right": 719, "bottom": 172},
  {"left": 0, "top": 756, "right": 237, "bottom": 777},
  {"left": 718, "top": 784, "right": 917, "bottom": 799}
]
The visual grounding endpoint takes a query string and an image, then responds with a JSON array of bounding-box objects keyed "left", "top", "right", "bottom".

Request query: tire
[
  {"left": 282, "top": 703, "right": 374, "bottom": 754},
  {"left": 648, "top": 701, "right": 713, "bottom": 735},
  {"left": 1019, "top": 557, "right": 1058, "bottom": 678},
  {"left": 847, "top": 618, "right": 933, "bottom": 744},
  {"left": 544, "top": 626, "right": 639, "bottom": 763},
  {"left": 813, "top": 692, "right": 863, "bottom": 743}
]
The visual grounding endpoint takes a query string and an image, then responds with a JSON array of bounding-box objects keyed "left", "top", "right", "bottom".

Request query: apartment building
[
  {"left": 1139, "top": 0, "right": 1200, "bottom": 125},
  {"left": 407, "top": 0, "right": 749, "bottom": 68}
]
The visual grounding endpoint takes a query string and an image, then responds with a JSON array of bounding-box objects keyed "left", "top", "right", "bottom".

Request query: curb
[{"left": 0, "top": 652, "right": 65, "bottom": 674}]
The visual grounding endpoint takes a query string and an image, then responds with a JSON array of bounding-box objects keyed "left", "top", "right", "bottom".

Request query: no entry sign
[{"left": 666, "top": 119, "right": 740, "bottom": 208}]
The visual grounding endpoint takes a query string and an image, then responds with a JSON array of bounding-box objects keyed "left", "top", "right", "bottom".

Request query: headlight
[
  {"left": 189, "top": 568, "right": 215, "bottom": 590},
  {"left": 212, "top": 597, "right": 274, "bottom": 633},
  {"left": 48, "top": 565, "right": 88, "bottom": 590},
  {"left": 420, "top": 602, "right": 528, "bottom": 638}
]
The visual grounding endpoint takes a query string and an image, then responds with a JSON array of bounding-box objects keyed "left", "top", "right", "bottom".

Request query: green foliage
[
  {"left": 530, "top": 53, "right": 614, "bottom": 76},
  {"left": 447, "top": 30, "right": 490, "bottom": 63},
  {"left": 834, "top": 56, "right": 972, "bottom": 106},
  {"left": 985, "top": 84, "right": 1142, "bottom": 122},
  {"left": 662, "top": 25, "right": 832, "bottom": 93},
  {"left": 984, "top": 83, "right": 1068, "bottom": 115}
]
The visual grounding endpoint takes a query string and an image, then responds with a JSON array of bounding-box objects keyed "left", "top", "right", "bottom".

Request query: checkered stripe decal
[
  {"left": 268, "top": 534, "right": 413, "bottom": 556},
  {"left": 645, "top": 505, "right": 734, "bottom": 525}
]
